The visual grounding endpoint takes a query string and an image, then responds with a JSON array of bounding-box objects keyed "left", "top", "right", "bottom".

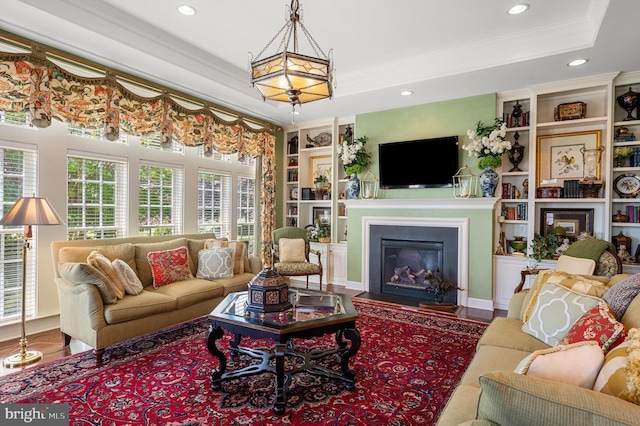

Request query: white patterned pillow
[
  {"left": 522, "top": 282, "right": 602, "bottom": 346},
  {"left": 111, "top": 258, "right": 144, "bottom": 295},
  {"left": 197, "top": 248, "right": 234, "bottom": 279}
]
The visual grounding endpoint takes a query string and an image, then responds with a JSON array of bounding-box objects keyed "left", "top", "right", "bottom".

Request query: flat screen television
[{"left": 378, "top": 136, "right": 459, "bottom": 189}]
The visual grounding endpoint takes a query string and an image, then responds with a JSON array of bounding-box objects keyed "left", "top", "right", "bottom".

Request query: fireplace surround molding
[
  {"left": 344, "top": 198, "right": 499, "bottom": 309},
  {"left": 362, "top": 216, "right": 470, "bottom": 307}
]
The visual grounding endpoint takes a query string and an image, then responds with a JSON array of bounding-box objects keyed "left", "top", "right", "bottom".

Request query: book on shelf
[
  {"left": 614, "top": 134, "right": 636, "bottom": 142},
  {"left": 501, "top": 204, "right": 527, "bottom": 221},
  {"left": 632, "top": 147, "right": 640, "bottom": 167},
  {"left": 501, "top": 183, "right": 521, "bottom": 199},
  {"left": 563, "top": 179, "right": 580, "bottom": 198},
  {"left": 624, "top": 205, "right": 640, "bottom": 223}
]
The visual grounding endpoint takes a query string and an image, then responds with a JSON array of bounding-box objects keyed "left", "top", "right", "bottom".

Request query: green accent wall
[
  {"left": 349, "top": 94, "right": 498, "bottom": 302},
  {"left": 355, "top": 93, "right": 496, "bottom": 198}
]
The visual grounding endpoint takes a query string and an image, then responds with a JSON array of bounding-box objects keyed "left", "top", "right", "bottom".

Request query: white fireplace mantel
[{"left": 342, "top": 198, "right": 499, "bottom": 210}]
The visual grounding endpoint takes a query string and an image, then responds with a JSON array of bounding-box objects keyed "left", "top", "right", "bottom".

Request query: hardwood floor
[{"left": 0, "top": 283, "right": 501, "bottom": 378}]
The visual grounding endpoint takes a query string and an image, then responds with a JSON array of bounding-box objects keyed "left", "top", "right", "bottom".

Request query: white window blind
[
  {"left": 198, "top": 145, "right": 231, "bottom": 162},
  {"left": 237, "top": 176, "right": 256, "bottom": 254},
  {"left": 67, "top": 154, "right": 128, "bottom": 240},
  {"left": 198, "top": 171, "right": 231, "bottom": 238},
  {"left": 0, "top": 146, "right": 37, "bottom": 324},
  {"left": 0, "top": 111, "right": 31, "bottom": 127},
  {"left": 139, "top": 163, "right": 184, "bottom": 236},
  {"left": 67, "top": 124, "right": 128, "bottom": 143},
  {"left": 140, "top": 135, "right": 185, "bottom": 154}
]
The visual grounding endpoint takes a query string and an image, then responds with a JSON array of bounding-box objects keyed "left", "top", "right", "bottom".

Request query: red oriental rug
[{"left": 0, "top": 299, "right": 487, "bottom": 425}]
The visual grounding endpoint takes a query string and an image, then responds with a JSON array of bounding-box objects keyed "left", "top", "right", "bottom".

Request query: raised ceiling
[{"left": 1, "top": 0, "right": 638, "bottom": 126}]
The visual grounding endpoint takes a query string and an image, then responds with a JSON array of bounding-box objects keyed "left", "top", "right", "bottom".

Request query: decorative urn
[
  {"left": 617, "top": 87, "right": 639, "bottom": 121},
  {"left": 246, "top": 268, "right": 292, "bottom": 313}
]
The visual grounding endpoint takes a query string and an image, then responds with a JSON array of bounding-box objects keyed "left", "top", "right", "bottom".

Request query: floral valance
[{"left": 0, "top": 48, "right": 277, "bottom": 265}]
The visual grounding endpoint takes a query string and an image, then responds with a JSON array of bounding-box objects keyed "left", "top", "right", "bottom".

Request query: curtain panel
[{"left": 0, "top": 51, "right": 275, "bottom": 266}]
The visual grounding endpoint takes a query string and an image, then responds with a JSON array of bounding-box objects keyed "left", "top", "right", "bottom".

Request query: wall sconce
[{"left": 453, "top": 165, "right": 477, "bottom": 198}]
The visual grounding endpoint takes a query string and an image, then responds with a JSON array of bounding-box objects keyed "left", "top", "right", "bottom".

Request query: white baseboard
[
  {"left": 466, "top": 297, "right": 494, "bottom": 311},
  {"left": 0, "top": 315, "right": 60, "bottom": 343}
]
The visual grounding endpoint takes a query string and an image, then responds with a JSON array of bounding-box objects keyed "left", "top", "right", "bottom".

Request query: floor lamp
[{"left": 1, "top": 195, "right": 63, "bottom": 368}]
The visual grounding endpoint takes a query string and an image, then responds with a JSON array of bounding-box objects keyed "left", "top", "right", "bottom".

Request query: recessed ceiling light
[
  {"left": 508, "top": 3, "right": 529, "bottom": 15},
  {"left": 178, "top": 5, "right": 197, "bottom": 16},
  {"left": 400, "top": 91, "right": 414, "bottom": 96},
  {"left": 568, "top": 59, "right": 589, "bottom": 67}
]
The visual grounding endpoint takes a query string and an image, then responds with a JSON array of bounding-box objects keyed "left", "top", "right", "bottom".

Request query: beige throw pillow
[
  {"left": 594, "top": 328, "right": 640, "bottom": 405},
  {"left": 279, "top": 238, "right": 306, "bottom": 262},
  {"left": 515, "top": 341, "right": 604, "bottom": 388},
  {"left": 58, "top": 262, "right": 118, "bottom": 305},
  {"left": 87, "top": 251, "right": 125, "bottom": 299},
  {"left": 556, "top": 255, "right": 596, "bottom": 276}
]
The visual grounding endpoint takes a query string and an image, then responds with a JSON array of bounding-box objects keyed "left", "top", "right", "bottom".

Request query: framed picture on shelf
[
  {"left": 313, "top": 207, "right": 331, "bottom": 224},
  {"left": 309, "top": 155, "right": 332, "bottom": 186},
  {"left": 536, "top": 130, "right": 602, "bottom": 186},
  {"left": 539, "top": 208, "right": 594, "bottom": 241}
]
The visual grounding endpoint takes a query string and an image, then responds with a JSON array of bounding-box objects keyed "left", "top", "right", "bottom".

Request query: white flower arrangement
[
  {"left": 337, "top": 135, "right": 371, "bottom": 175},
  {"left": 462, "top": 118, "right": 511, "bottom": 169}
]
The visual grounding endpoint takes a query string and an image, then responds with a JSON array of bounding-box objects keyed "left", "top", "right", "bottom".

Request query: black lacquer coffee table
[{"left": 206, "top": 288, "right": 361, "bottom": 414}]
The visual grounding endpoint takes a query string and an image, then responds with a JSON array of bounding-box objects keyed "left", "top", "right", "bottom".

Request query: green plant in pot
[
  {"left": 316, "top": 221, "right": 330, "bottom": 243},
  {"left": 530, "top": 233, "right": 562, "bottom": 262},
  {"left": 614, "top": 146, "right": 634, "bottom": 167},
  {"left": 313, "top": 173, "right": 328, "bottom": 189}
]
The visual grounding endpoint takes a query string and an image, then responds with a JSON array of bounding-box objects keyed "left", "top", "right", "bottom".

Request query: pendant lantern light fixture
[{"left": 249, "top": 0, "right": 334, "bottom": 120}]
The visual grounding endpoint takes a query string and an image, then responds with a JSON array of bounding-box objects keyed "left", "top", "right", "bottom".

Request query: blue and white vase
[
  {"left": 346, "top": 173, "right": 360, "bottom": 199},
  {"left": 479, "top": 167, "right": 498, "bottom": 197}
]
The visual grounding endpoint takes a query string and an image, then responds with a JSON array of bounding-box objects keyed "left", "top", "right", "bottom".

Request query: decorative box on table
[{"left": 246, "top": 268, "right": 292, "bottom": 313}]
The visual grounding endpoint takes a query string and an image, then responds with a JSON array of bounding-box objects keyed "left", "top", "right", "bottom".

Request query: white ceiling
[{"left": 1, "top": 0, "right": 639, "bottom": 126}]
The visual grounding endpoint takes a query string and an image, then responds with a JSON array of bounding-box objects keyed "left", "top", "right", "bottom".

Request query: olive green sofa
[
  {"left": 52, "top": 233, "right": 262, "bottom": 362},
  {"left": 437, "top": 273, "right": 640, "bottom": 426}
]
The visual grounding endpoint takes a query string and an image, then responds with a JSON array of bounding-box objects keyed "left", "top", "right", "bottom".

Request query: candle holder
[{"left": 453, "top": 165, "right": 477, "bottom": 198}]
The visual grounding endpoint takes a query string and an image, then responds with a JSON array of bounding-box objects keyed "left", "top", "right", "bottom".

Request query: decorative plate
[
  {"left": 290, "top": 187, "right": 299, "bottom": 200},
  {"left": 614, "top": 173, "right": 640, "bottom": 198},
  {"left": 306, "top": 132, "right": 332, "bottom": 147}
]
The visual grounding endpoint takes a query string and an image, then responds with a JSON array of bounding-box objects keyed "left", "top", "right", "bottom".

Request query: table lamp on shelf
[{"left": 1, "top": 195, "right": 64, "bottom": 368}]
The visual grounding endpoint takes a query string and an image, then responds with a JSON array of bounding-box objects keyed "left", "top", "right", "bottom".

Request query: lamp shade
[
  {"left": 251, "top": 51, "right": 333, "bottom": 105},
  {"left": 0, "top": 196, "right": 64, "bottom": 226}
]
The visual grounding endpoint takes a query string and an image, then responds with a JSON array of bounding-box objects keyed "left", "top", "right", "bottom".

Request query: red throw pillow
[
  {"left": 147, "top": 246, "right": 193, "bottom": 288},
  {"left": 559, "top": 302, "right": 626, "bottom": 353}
]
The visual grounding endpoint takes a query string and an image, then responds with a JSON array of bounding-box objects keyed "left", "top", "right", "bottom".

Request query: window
[
  {"left": 67, "top": 155, "right": 128, "bottom": 240},
  {"left": 0, "top": 147, "right": 37, "bottom": 323},
  {"left": 237, "top": 176, "right": 256, "bottom": 254},
  {"left": 198, "top": 172, "right": 231, "bottom": 238},
  {"left": 139, "top": 163, "right": 184, "bottom": 236}
]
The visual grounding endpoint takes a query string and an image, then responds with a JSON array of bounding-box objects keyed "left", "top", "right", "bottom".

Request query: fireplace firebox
[{"left": 369, "top": 225, "right": 458, "bottom": 304}]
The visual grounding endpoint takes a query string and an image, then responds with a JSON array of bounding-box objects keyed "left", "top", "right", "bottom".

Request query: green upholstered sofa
[
  {"left": 52, "top": 233, "right": 262, "bottom": 362},
  {"left": 437, "top": 273, "right": 640, "bottom": 426}
]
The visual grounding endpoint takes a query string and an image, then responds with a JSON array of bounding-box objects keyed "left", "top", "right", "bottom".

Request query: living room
[{"left": 1, "top": 1, "right": 640, "bottom": 424}]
